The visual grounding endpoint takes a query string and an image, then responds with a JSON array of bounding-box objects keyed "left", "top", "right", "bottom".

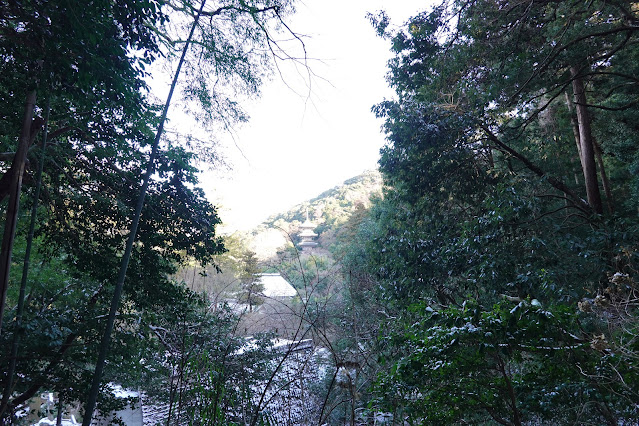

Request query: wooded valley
[{"left": 1, "top": 0, "right": 639, "bottom": 425}]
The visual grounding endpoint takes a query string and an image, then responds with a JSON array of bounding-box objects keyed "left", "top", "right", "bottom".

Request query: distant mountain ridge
[{"left": 247, "top": 170, "right": 382, "bottom": 258}]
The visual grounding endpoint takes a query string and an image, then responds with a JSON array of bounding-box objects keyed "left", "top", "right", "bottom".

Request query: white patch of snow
[
  {"left": 258, "top": 273, "right": 298, "bottom": 298},
  {"left": 107, "top": 383, "right": 139, "bottom": 399}
]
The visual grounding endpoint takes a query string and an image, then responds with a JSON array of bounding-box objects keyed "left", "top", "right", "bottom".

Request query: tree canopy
[
  {"left": 343, "top": 1, "right": 639, "bottom": 423},
  {"left": 0, "top": 0, "right": 303, "bottom": 423},
  {"left": 3, "top": 0, "right": 639, "bottom": 424}
]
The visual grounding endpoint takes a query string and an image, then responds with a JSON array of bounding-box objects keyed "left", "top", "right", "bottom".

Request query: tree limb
[{"left": 480, "top": 124, "right": 592, "bottom": 214}]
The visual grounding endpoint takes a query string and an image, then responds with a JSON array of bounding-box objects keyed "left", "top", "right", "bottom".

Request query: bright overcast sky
[{"left": 195, "top": 0, "right": 428, "bottom": 232}]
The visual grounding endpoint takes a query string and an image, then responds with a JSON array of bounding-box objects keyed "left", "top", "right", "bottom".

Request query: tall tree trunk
[
  {"left": 0, "top": 90, "right": 37, "bottom": 337},
  {"left": 0, "top": 98, "right": 50, "bottom": 420},
  {"left": 566, "top": 91, "right": 613, "bottom": 213},
  {"left": 593, "top": 138, "right": 614, "bottom": 214},
  {"left": 56, "top": 396, "right": 63, "bottom": 426},
  {"left": 570, "top": 67, "right": 603, "bottom": 215},
  {"left": 564, "top": 91, "right": 584, "bottom": 183},
  {"left": 81, "top": 2, "right": 207, "bottom": 424}
]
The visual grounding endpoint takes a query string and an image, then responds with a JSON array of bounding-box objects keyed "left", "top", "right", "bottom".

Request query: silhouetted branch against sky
[{"left": 151, "top": 1, "right": 428, "bottom": 232}]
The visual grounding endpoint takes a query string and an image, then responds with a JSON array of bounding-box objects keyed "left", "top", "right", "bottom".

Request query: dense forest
[
  {"left": 1, "top": 0, "right": 639, "bottom": 425},
  {"left": 356, "top": 1, "right": 639, "bottom": 423}
]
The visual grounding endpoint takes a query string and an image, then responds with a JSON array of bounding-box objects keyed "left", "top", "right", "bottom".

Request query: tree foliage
[
  {"left": 0, "top": 0, "right": 303, "bottom": 422},
  {"left": 336, "top": 1, "right": 639, "bottom": 424}
]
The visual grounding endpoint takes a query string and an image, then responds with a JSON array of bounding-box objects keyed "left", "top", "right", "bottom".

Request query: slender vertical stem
[
  {"left": 0, "top": 98, "right": 50, "bottom": 419},
  {"left": 81, "top": 2, "right": 207, "bottom": 424},
  {"left": 571, "top": 66, "right": 603, "bottom": 215},
  {"left": 56, "top": 395, "right": 63, "bottom": 426},
  {"left": 0, "top": 90, "right": 37, "bottom": 337},
  {"left": 593, "top": 139, "right": 614, "bottom": 214},
  {"left": 565, "top": 91, "right": 584, "bottom": 180}
]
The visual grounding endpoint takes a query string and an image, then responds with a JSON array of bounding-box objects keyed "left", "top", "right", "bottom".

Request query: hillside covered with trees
[
  {"left": 246, "top": 169, "right": 382, "bottom": 258},
  {"left": 1, "top": 0, "right": 639, "bottom": 425}
]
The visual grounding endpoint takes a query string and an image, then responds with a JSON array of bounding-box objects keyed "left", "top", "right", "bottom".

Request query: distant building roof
[
  {"left": 300, "top": 218, "right": 316, "bottom": 229},
  {"left": 299, "top": 228, "right": 318, "bottom": 238},
  {"left": 298, "top": 240, "right": 318, "bottom": 248},
  {"left": 258, "top": 273, "right": 297, "bottom": 298}
]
